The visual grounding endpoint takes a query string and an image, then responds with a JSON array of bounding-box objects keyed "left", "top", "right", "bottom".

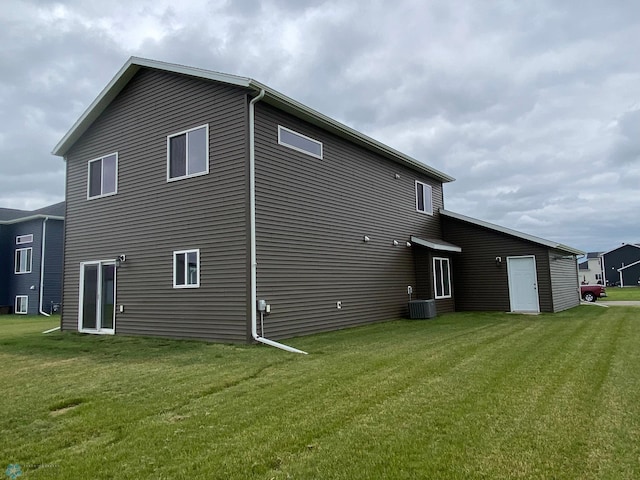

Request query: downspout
[
  {"left": 249, "top": 89, "right": 307, "bottom": 355},
  {"left": 39, "top": 217, "right": 51, "bottom": 317}
]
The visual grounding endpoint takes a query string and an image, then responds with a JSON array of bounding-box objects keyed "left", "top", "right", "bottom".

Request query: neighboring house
[
  {"left": 0, "top": 202, "right": 65, "bottom": 315},
  {"left": 578, "top": 252, "right": 604, "bottom": 284},
  {"left": 601, "top": 244, "right": 640, "bottom": 286},
  {"left": 52, "top": 57, "right": 583, "bottom": 345}
]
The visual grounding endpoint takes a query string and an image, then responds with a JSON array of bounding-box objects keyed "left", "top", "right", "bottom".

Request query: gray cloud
[{"left": 1, "top": 0, "right": 639, "bottom": 252}]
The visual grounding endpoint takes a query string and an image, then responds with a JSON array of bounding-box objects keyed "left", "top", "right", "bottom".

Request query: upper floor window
[
  {"left": 173, "top": 249, "right": 200, "bottom": 288},
  {"left": 168, "top": 125, "right": 209, "bottom": 181},
  {"left": 16, "top": 234, "right": 33, "bottom": 245},
  {"left": 15, "top": 247, "right": 32, "bottom": 274},
  {"left": 433, "top": 257, "right": 452, "bottom": 299},
  {"left": 278, "top": 126, "right": 323, "bottom": 159},
  {"left": 88, "top": 153, "right": 118, "bottom": 199},
  {"left": 415, "top": 181, "right": 433, "bottom": 215}
]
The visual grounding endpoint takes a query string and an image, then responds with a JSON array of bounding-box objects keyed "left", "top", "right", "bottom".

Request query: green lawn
[
  {"left": 603, "top": 286, "right": 640, "bottom": 301},
  {"left": 1, "top": 309, "right": 639, "bottom": 479}
]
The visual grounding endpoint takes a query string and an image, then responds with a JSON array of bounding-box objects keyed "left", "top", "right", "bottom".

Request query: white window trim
[
  {"left": 173, "top": 249, "right": 201, "bottom": 288},
  {"left": 433, "top": 257, "right": 452, "bottom": 299},
  {"left": 415, "top": 180, "right": 433, "bottom": 216},
  {"left": 16, "top": 234, "right": 34, "bottom": 245},
  {"left": 278, "top": 125, "right": 323, "bottom": 159},
  {"left": 15, "top": 247, "right": 32, "bottom": 274},
  {"left": 167, "top": 124, "right": 210, "bottom": 182},
  {"left": 15, "top": 295, "right": 28, "bottom": 314},
  {"left": 87, "top": 152, "right": 119, "bottom": 199}
]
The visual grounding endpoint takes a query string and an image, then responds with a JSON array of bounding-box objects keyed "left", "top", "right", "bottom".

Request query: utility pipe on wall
[
  {"left": 249, "top": 89, "right": 307, "bottom": 355},
  {"left": 39, "top": 217, "right": 51, "bottom": 317}
]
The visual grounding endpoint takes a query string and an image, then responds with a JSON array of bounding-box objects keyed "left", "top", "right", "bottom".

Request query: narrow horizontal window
[
  {"left": 16, "top": 234, "right": 34, "bottom": 245},
  {"left": 173, "top": 249, "right": 200, "bottom": 288},
  {"left": 88, "top": 153, "right": 118, "bottom": 199},
  {"left": 15, "top": 296, "right": 28, "bottom": 314},
  {"left": 415, "top": 181, "right": 433, "bottom": 215},
  {"left": 168, "top": 125, "right": 209, "bottom": 181},
  {"left": 433, "top": 257, "right": 452, "bottom": 299},
  {"left": 278, "top": 126, "right": 323, "bottom": 159},
  {"left": 15, "top": 247, "right": 32, "bottom": 274}
]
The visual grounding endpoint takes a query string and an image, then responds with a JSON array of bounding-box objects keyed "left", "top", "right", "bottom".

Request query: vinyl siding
[
  {"left": 442, "top": 216, "right": 554, "bottom": 312},
  {"left": 0, "top": 226, "right": 9, "bottom": 306},
  {"left": 42, "top": 219, "right": 64, "bottom": 312},
  {"left": 8, "top": 219, "right": 42, "bottom": 315},
  {"left": 254, "top": 102, "right": 446, "bottom": 339},
  {"left": 602, "top": 245, "right": 640, "bottom": 286},
  {"left": 549, "top": 250, "right": 580, "bottom": 312},
  {"left": 62, "top": 69, "right": 248, "bottom": 341},
  {"left": 620, "top": 263, "right": 640, "bottom": 287}
]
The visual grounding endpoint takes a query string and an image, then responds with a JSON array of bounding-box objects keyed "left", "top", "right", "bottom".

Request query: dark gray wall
[
  {"left": 620, "top": 263, "right": 640, "bottom": 287},
  {"left": 62, "top": 69, "right": 249, "bottom": 341},
  {"left": 8, "top": 219, "right": 42, "bottom": 314},
  {"left": 442, "top": 217, "right": 555, "bottom": 312},
  {"left": 0, "top": 225, "right": 9, "bottom": 306},
  {"left": 548, "top": 250, "right": 580, "bottom": 312},
  {"left": 43, "top": 219, "right": 64, "bottom": 312},
  {"left": 602, "top": 245, "right": 640, "bottom": 285},
  {"left": 254, "top": 102, "right": 446, "bottom": 339},
  {"left": 413, "top": 247, "right": 455, "bottom": 314}
]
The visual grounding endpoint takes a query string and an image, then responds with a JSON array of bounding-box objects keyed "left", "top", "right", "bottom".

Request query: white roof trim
[
  {"left": 0, "top": 214, "right": 64, "bottom": 225},
  {"left": 618, "top": 259, "right": 640, "bottom": 272},
  {"left": 410, "top": 236, "right": 462, "bottom": 253},
  {"left": 601, "top": 243, "right": 640, "bottom": 256},
  {"left": 439, "top": 209, "right": 584, "bottom": 256},
  {"left": 52, "top": 57, "right": 454, "bottom": 183}
]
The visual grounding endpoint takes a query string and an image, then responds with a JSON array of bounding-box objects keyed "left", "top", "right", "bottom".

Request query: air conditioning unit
[{"left": 408, "top": 299, "right": 437, "bottom": 319}]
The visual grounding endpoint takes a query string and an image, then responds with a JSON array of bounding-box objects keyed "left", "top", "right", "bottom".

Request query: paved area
[{"left": 598, "top": 301, "right": 640, "bottom": 307}]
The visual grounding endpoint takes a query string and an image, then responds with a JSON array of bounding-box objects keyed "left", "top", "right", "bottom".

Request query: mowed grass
[
  {"left": 1, "top": 308, "right": 640, "bottom": 479},
  {"left": 604, "top": 286, "right": 640, "bottom": 301}
]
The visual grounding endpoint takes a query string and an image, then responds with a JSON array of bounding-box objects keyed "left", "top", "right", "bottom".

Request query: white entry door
[{"left": 507, "top": 256, "right": 540, "bottom": 312}]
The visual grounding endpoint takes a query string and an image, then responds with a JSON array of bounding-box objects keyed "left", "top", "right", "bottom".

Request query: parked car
[{"left": 580, "top": 284, "right": 607, "bottom": 302}]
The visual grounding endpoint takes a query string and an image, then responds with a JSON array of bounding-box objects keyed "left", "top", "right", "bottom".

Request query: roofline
[
  {"left": 439, "top": 209, "right": 585, "bottom": 256},
  {"left": 52, "top": 57, "right": 455, "bottom": 183},
  {"left": 617, "top": 259, "right": 640, "bottom": 271},
  {"left": 410, "top": 235, "right": 462, "bottom": 252},
  {"left": 0, "top": 214, "right": 64, "bottom": 225},
  {"left": 600, "top": 243, "right": 640, "bottom": 256}
]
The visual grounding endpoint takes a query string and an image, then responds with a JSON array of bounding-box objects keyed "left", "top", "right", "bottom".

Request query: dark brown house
[{"left": 52, "top": 57, "right": 583, "bottom": 350}]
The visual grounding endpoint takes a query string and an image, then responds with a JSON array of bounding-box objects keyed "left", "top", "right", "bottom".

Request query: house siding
[
  {"left": 620, "top": 263, "right": 640, "bottom": 287},
  {"left": 61, "top": 69, "right": 249, "bottom": 341},
  {"left": 602, "top": 245, "right": 640, "bottom": 286},
  {"left": 0, "top": 226, "right": 10, "bottom": 307},
  {"left": 253, "top": 102, "right": 446, "bottom": 339},
  {"left": 442, "top": 216, "right": 554, "bottom": 312},
  {"left": 42, "top": 219, "right": 64, "bottom": 313},
  {"left": 548, "top": 250, "right": 580, "bottom": 312},
  {"left": 9, "top": 219, "right": 43, "bottom": 315}
]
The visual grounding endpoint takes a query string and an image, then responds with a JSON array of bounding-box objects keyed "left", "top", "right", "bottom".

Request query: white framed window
[
  {"left": 16, "top": 234, "right": 34, "bottom": 244},
  {"left": 15, "top": 247, "right": 32, "bottom": 274},
  {"left": 278, "top": 125, "right": 323, "bottom": 159},
  {"left": 416, "top": 181, "right": 433, "bottom": 215},
  {"left": 173, "top": 249, "right": 200, "bottom": 288},
  {"left": 167, "top": 125, "right": 209, "bottom": 181},
  {"left": 433, "top": 257, "right": 452, "bottom": 299},
  {"left": 88, "top": 153, "right": 118, "bottom": 199},
  {"left": 15, "top": 296, "right": 28, "bottom": 314}
]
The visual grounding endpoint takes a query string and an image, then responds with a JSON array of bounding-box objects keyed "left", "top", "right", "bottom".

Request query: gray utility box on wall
[{"left": 408, "top": 299, "right": 437, "bottom": 319}]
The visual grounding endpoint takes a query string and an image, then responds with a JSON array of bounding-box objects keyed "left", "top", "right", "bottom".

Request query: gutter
[
  {"left": 249, "top": 89, "right": 307, "bottom": 355},
  {"left": 39, "top": 217, "right": 50, "bottom": 317}
]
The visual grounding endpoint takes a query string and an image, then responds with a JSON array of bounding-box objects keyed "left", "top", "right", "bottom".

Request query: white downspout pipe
[
  {"left": 249, "top": 89, "right": 307, "bottom": 355},
  {"left": 39, "top": 217, "right": 51, "bottom": 317}
]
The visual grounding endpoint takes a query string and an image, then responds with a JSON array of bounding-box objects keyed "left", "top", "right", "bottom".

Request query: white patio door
[
  {"left": 79, "top": 261, "right": 116, "bottom": 334},
  {"left": 507, "top": 256, "right": 540, "bottom": 312}
]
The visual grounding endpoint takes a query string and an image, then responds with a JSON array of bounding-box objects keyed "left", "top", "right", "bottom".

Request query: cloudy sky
[{"left": 1, "top": 0, "right": 639, "bottom": 252}]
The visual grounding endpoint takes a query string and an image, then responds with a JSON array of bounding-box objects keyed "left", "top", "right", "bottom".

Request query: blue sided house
[{"left": 0, "top": 202, "right": 65, "bottom": 315}]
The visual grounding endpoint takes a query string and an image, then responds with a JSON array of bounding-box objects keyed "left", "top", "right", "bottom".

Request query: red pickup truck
[{"left": 580, "top": 284, "right": 607, "bottom": 302}]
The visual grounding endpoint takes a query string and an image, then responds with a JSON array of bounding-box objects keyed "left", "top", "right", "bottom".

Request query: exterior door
[
  {"left": 507, "top": 256, "right": 540, "bottom": 312},
  {"left": 79, "top": 261, "right": 116, "bottom": 333}
]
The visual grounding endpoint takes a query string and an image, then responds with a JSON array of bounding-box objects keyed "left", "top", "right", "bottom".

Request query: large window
[
  {"left": 15, "top": 296, "right": 28, "bottom": 315},
  {"left": 416, "top": 181, "right": 433, "bottom": 215},
  {"left": 173, "top": 249, "right": 200, "bottom": 288},
  {"left": 15, "top": 247, "right": 32, "bottom": 274},
  {"left": 278, "top": 126, "right": 323, "bottom": 159},
  {"left": 433, "top": 257, "right": 452, "bottom": 299},
  {"left": 88, "top": 153, "right": 118, "bottom": 198},
  {"left": 168, "top": 125, "right": 209, "bottom": 180}
]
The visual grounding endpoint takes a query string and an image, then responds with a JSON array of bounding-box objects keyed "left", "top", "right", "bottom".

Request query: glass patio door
[{"left": 80, "top": 261, "right": 116, "bottom": 333}]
